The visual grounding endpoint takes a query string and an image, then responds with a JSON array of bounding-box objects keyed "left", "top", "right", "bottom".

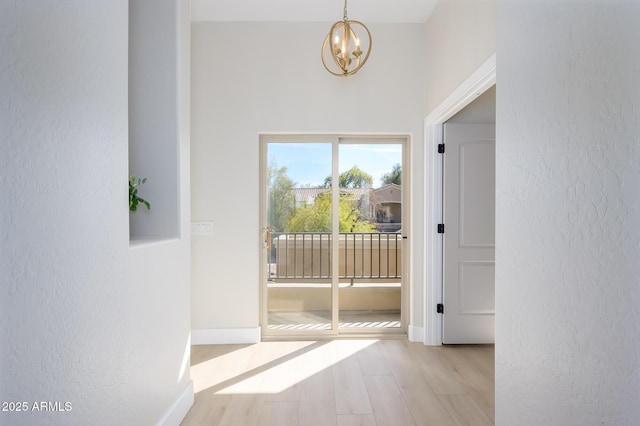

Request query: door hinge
[
  {"left": 437, "top": 303, "right": 444, "bottom": 314},
  {"left": 437, "top": 224, "right": 445, "bottom": 234},
  {"left": 438, "top": 143, "right": 445, "bottom": 154}
]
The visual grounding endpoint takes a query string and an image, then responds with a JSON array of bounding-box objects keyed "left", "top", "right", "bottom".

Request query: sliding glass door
[
  {"left": 260, "top": 135, "right": 407, "bottom": 338},
  {"left": 337, "top": 141, "right": 403, "bottom": 331},
  {"left": 263, "top": 141, "right": 334, "bottom": 333}
]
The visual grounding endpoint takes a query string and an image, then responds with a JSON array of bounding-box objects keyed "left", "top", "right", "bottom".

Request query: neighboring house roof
[
  {"left": 291, "top": 187, "right": 371, "bottom": 205},
  {"left": 290, "top": 185, "right": 402, "bottom": 213}
]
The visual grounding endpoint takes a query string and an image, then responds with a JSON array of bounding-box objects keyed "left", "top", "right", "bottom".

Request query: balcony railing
[{"left": 268, "top": 232, "right": 402, "bottom": 283}]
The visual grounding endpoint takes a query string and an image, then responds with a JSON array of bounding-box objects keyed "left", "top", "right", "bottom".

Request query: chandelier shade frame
[{"left": 321, "top": 1, "right": 372, "bottom": 77}]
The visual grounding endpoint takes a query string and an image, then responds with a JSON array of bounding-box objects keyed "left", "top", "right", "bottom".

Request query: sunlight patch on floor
[
  {"left": 192, "top": 339, "right": 379, "bottom": 395},
  {"left": 267, "top": 310, "right": 401, "bottom": 330},
  {"left": 267, "top": 320, "right": 401, "bottom": 330},
  {"left": 191, "top": 341, "right": 315, "bottom": 393}
]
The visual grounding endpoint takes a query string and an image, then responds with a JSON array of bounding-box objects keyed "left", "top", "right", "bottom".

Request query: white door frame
[{"left": 423, "top": 53, "right": 496, "bottom": 346}]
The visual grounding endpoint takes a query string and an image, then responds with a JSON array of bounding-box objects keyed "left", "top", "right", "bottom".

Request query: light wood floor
[{"left": 181, "top": 339, "right": 494, "bottom": 426}]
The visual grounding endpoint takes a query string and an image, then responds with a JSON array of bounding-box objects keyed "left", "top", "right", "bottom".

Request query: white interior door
[{"left": 442, "top": 123, "right": 495, "bottom": 344}]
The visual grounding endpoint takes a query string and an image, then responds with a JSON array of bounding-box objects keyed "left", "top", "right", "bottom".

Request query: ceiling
[{"left": 191, "top": 0, "right": 439, "bottom": 23}]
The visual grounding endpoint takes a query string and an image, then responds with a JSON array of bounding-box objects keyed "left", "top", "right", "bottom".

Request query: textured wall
[
  {"left": 0, "top": 1, "right": 130, "bottom": 424},
  {"left": 496, "top": 1, "right": 640, "bottom": 424},
  {"left": 425, "top": 0, "right": 496, "bottom": 115},
  {"left": 1, "top": 1, "right": 191, "bottom": 424},
  {"left": 191, "top": 22, "right": 427, "bottom": 333}
]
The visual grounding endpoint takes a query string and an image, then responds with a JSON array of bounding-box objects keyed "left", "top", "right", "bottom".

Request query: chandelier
[{"left": 321, "top": 0, "right": 372, "bottom": 77}]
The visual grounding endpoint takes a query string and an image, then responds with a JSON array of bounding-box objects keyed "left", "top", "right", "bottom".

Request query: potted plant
[{"left": 129, "top": 176, "right": 151, "bottom": 212}]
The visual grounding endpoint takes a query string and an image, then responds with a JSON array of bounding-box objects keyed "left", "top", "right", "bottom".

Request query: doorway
[
  {"left": 259, "top": 134, "right": 409, "bottom": 338},
  {"left": 424, "top": 54, "right": 496, "bottom": 345}
]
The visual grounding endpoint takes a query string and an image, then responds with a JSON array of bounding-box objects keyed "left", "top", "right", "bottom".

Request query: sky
[{"left": 268, "top": 143, "right": 402, "bottom": 188}]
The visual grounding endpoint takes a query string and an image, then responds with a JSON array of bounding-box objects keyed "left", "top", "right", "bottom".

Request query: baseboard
[
  {"left": 157, "top": 380, "right": 194, "bottom": 426},
  {"left": 407, "top": 325, "right": 424, "bottom": 343},
  {"left": 191, "top": 327, "right": 261, "bottom": 345}
]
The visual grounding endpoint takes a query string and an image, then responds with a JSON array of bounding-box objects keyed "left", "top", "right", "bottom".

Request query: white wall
[
  {"left": 425, "top": 0, "right": 496, "bottom": 115},
  {"left": 1, "top": 1, "right": 192, "bottom": 424},
  {"left": 496, "top": 1, "right": 640, "bottom": 424},
  {"left": 191, "top": 22, "right": 426, "bottom": 337},
  {"left": 128, "top": 0, "right": 193, "bottom": 424},
  {"left": 447, "top": 84, "right": 495, "bottom": 124}
]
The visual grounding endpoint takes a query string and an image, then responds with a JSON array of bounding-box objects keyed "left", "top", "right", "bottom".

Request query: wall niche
[{"left": 128, "top": 0, "right": 180, "bottom": 242}]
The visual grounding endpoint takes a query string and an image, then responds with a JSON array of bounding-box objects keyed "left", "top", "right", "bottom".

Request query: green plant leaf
[{"left": 129, "top": 175, "right": 150, "bottom": 212}]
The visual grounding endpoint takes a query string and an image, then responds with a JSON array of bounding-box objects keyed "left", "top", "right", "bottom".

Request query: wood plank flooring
[{"left": 181, "top": 339, "right": 494, "bottom": 426}]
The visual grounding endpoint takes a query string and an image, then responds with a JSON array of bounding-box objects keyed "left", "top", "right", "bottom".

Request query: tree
[
  {"left": 287, "top": 192, "right": 377, "bottom": 233},
  {"left": 267, "top": 160, "right": 295, "bottom": 232},
  {"left": 381, "top": 163, "right": 402, "bottom": 185},
  {"left": 323, "top": 165, "right": 373, "bottom": 189}
]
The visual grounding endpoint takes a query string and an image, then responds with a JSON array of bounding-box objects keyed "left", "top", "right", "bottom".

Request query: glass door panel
[
  {"left": 338, "top": 143, "right": 403, "bottom": 331},
  {"left": 265, "top": 142, "right": 334, "bottom": 332}
]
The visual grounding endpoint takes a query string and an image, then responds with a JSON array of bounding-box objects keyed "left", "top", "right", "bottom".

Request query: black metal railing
[{"left": 268, "top": 232, "right": 401, "bottom": 282}]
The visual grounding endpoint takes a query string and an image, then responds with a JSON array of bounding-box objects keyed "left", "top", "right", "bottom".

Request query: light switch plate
[{"left": 191, "top": 221, "right": 213, "bottom": 235}]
